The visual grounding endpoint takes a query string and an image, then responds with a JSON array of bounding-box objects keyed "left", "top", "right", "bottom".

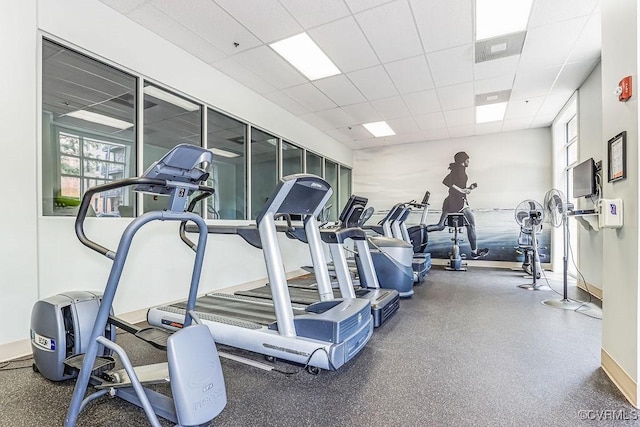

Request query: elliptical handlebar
[{"left": 76, "top": 178, "right": 214, "bottom": 259}]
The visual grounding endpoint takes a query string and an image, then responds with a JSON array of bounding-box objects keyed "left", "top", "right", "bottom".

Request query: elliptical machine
[
  {"left": 445, "top": 213, "right": 469, "bottom": 271},
  {"left": 30, "top": 145, "right": 226, "bottom": 427}
]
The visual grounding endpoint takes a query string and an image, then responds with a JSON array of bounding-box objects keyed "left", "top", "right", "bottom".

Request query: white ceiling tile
[
  {"left": 475, "top": 122, "right": 503, "bottom": 135},
  {"left": 315, "top": 108, "right": 357, "bottom": 128},
  {"left": 355, "top": 0, "right": 423, "bottom": 63},
  {"left": 348, "top": 66, "right": 399, "bottom": 100},
  {"left": 341, "top": 102, "right": 384, "bottom": 124},
  {"left": 423, "top": 128, "right": 450, "bottom": 141},
  {"left": 214, "top": 0, "right": 301, "bottom": 43},
  {"left": 262, "top": 90, "right": 311, "bottom": 116},
  {"left": 520, "top": 17, "right": 589, "bottom": 68},
  {"left": 344, "top": 0, "right": 392, "bottom": 14},
  {"left": 308, "top": 16, "right": 379, "bottom": 73},
  {"left": 323, "top": 127, "right": 355, "bottom": 143},
  {"left": 233, "top": 45, "right": 307, "bottom": 89},
  {"left": 402, "top": 90, "right": 441, "bottom": 115},
  {"left": 363, "top": 134, "right": 406, "bottom": 147},
  {"left": 313, "top": 75, "right": 366, "bottom": 106},
  {"left": 411, "top": 0, "right": 473, "bottom": 52},
  {"left": 554, "top": 60, "right": 599, "bottom": 92},
  {"left": 100, "top": 0, "right": 147, "bottom": 14},
  {"left": 212, "top": 57, "right": 276, "bottom": 94},
  {"left": 402, "top": 131, "right": 427, "bottom": 144},
  {"left": 300, "top": 112, "right": 334, "bottom": 131},
  {"left": 474, "top": 55, "right": 520, "bottom": 80},
  {"left": 502, "top": 117, "right": 533, "bottom": 132},
  {"left": 371, "top": 96, "right": 411, "bottom": 120},
  {"left": 530, "top": 114, "right": 556, "bottom": 128},
  {"left": 278, "top": 0, "right": 351, "bottom": 28},
  {"left": 385, "top": 56, "right": 434, "bottom": 94},
  {"left": 128, "top": 4, "right": 227, "bottom": 64},
  {"left": 414, "top": 112, "right": 446, "bottom": 130},
  {"left": 283, "top": 83, "right": 337, "bottom": 111},
  {"left": 538, "top": 90, "right": 575, "bottom": 117},
  {"left": 474, "top": 74, "right": 515, "bottom": 95},
  {"left": 427, "top": 45, "right": 474, "bottom": 87},
  {"left": 504, "top": 97, "right": 544, "bottom": 119},
  {"left": 528, "top": 0, "right": 599, "bottom": 28},
  {"left": 386, "top": 117, "right": 421, "bottom": 133},
  {"left": 568, "top": 13, "right": 601, "bottom": 63},
  {"left": 511, "top": 66, "right": 562, "bottom": 100},
  {"left": 151, "top": 0, "right": 262, "bottom": 55},
  {"left": 437, "top": 82, "right": 474, "bottom": 110},
  {"left": 447, "top": 125, "right": 476, "bottom": 138},
  {"left": 443, "top": 107, "right": 475, "bottom": 127}
]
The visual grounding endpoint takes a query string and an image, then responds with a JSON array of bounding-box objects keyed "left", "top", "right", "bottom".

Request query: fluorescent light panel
[
  {"left": 363, "top": 121, "right": 396, "bottom": 137},
  {"left": 476, "top": 0, "right": 533, "bottom": 40},
  {"left": 476, "top": 102, "right": 507, "bottom": 123},
  {"left": 65, "top": 110, "right": 134, "bottom": 130},
  {"left": 144, "top": 85, "right": 199, "bottom": 112},
  {"left": 270, "top": 33, "right": 340, "bottom": 81},
  {"left": 210, "top": 147, "right": 240, "bottom": 158}
]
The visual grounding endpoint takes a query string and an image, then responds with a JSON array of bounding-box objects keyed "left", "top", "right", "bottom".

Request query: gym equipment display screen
[{"left": 572, "top": 158, "right": 596, "bottom": 198}]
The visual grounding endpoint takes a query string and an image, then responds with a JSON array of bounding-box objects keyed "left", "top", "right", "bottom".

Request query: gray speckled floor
[{"left": 1, "top": 267, "right": 635, "bottom": 427}]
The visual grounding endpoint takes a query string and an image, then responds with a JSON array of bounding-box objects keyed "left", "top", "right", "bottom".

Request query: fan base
[
  {"left": 519, "top": 284, "right": 551, "bottom": 291},
  {"left": 543, "top": 299, "right": 602, "bottom": 318}
]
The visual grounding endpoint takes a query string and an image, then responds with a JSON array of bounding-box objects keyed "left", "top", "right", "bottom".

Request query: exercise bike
[
  {"left": 30, "top": 144, "right": 227, "bottom": 427},
  {"left": 444, "top": 213, "right": 469, "bottom": 271}
]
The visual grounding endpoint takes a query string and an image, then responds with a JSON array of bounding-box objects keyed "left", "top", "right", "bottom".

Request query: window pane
[
  {"left": 206, "top": 108, "right": 246, "bottom": 219},
  {"left": 567, "top": 115, "right": 577, "bottom": 141},
  {"left": 306, "top": 151, "right": 322, "bottom": 176},
  {"left": 567, "top": 142, "right": 578, "bottom": 166},
  {"left": 251, "top": 128, "right": 278, "bottom": 219},
  {"left": 339, "top": 166, "right": 352, "bottom": 210},
  {"left": 325, "top": 159, "right": 338, "bottom": 221},
  {"left": 282, "top": 141, "right": 303, "bottom": 177},
  {"left": 143, "top": 83, "right": 202, "bottom": 213},
  {"left": 42, "top": 39, "right": 136, "bottom": 217}
]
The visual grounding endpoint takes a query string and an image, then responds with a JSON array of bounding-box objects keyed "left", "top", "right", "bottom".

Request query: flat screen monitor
[{"left": 572, "top": 158, "right": 596, "bottom": 198}]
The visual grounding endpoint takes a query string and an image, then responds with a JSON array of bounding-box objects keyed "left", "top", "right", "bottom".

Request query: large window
[
  {"left": 324, "top": 159, "right": 339, "bottom": 221},
  {"left": 306, "top": 151, "right": 323, "bottom": 177},
  {"left": 282, "top": 141, "right": 303, "bottom": 177},
  {"left": 250, "top": 129, "right": 278, "bottom": 219},
  {"left": 42, "top": 39, "right": 136, "bottom": 216},
  {"left": 339, "top": 165, "right": 352, "bottom": 212},
  {"left": 142, "top": 83, "right": 202, "bottom": 212},
  {"left": 565, "top": 114, "right": 578, "bottom": 276},
  {"left": 206, "top": 109, "right": 246, "bottom": 219}
]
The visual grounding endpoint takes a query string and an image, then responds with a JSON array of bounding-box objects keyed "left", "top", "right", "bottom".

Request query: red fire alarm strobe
[{"left": 617, "top": 76, "right": 632, "bottom": 102}]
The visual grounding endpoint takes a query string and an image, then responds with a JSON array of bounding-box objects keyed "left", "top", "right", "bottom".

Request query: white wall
[
  {"left": 577, "top": 63, "right": 604, "bottom": 291},
  {"left": 600, "top": 0, "right": 639, "bottom": 400},
  {"left": 352, "top": 128, "right": 552, "bottom": 210},
  {"left": 0, "top": 0, "right": 353, "bottom": 353}
]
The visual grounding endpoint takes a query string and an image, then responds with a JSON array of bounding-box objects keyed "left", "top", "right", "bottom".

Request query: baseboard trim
[
  {"left": 430, "top": 259, "right": 552, "bottom": 270},
  {"left": 577, "top": 281, "right": 602, "bottom": 300},
  {"left": 601, "top": 347, "right": 638, "bottom": 408}
]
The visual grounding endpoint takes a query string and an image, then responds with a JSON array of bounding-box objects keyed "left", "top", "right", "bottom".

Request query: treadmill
[
  {"left": 148, "top": 174, "right": 374, "bottom": 372},
  {"left": 235, "top": 195, "right": 400, "bottom": 327}
]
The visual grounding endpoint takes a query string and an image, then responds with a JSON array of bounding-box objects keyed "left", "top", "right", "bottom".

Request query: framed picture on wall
[{"left": 608, "top": 131, "right": 626, "bottom": 182}]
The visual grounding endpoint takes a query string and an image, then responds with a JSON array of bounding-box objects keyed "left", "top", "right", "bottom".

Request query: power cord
[
  {"left": 0, "top": 354, "right": 34, "bottom": 372},
  {"left": 272, "top": 347, "right": 335, "bottom": 376}
]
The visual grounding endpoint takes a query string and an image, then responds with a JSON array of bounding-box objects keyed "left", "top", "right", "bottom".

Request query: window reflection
[
  {"left": 282, "top": 141, "right": 303, "bottom": 177},
  {"left": 251, "top": 128, "right": 278, "bottom": 219},
  {"left": 41, "top": 39, "right": 136, "bottom": 217},
  {"left": 325, "top": 159, "right": 338, "bottom": 221},
  {"left": 306, "top": 151, "right": 323, "bottom": 177}
]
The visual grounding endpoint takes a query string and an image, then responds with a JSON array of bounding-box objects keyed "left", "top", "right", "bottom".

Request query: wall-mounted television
[{"left": 572, "top": 158, "right": 596, "bottom": 198}]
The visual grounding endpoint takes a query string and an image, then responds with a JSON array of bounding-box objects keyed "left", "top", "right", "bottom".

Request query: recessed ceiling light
[
  {"left": 476, "top": 0, "right": 533, "bottom": 41},
  {"left": 65, "top": 110, "right": 134, "bottom": 130},
  {"left": 363, "top": 121, "right": 396, "bottom": 137},
  {"left": 476, "top": 102, "right": 507, "bottom": 123},
  {"left": 270, "top": 33, "right": 340, "bottom": 81},
  {"left": 209, "top": 147, "right": 240, "bottom": 158},
  {"left": 144, "top": 85, "right": 200, "bottom": 112}
]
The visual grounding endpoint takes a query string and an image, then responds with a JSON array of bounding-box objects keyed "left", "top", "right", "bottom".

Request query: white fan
[
  {"left": 541, "top": 189, "right": 583, "bottom": 309},
  {"left": 514, "top": 199, "right": 546, "bottom": 289}
]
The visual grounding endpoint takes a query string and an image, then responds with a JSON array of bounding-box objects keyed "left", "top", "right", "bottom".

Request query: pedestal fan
[
  {"left": 514, "top": 199, "right": 549, "bottom": 290},
  {"left": 541, "top": 189, "right": 600, "bottom": 317}
]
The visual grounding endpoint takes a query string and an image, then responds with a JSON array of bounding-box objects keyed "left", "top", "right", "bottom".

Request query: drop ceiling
[{"left": 98, "top": 0, "right": 601, "bottom": 150}]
